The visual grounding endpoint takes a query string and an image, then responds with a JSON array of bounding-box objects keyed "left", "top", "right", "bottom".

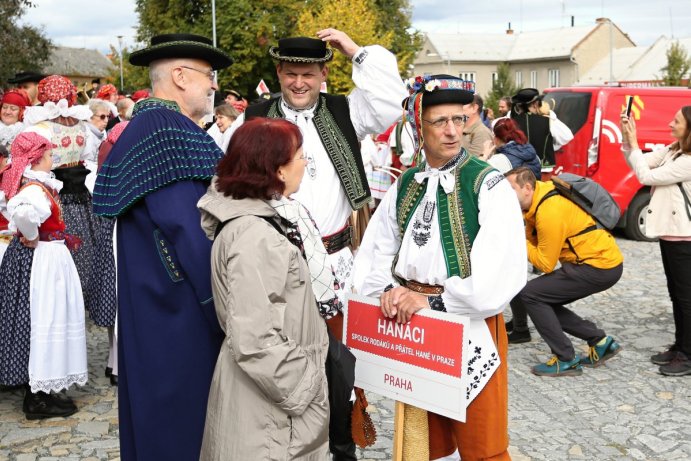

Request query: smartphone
[{"left": 625, "top": 96, "right": 634, "bottom": 118}]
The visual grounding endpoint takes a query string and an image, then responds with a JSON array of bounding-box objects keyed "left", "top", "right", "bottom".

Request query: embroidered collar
[
  {"left": 422, "top": 150, "right": 465, "bottom": 173},
  {"left": 131, "top": 97, "right": 182, "bottom": 118},
  {"left": 280, "top": 97, "right": 317, "bottom": 114}
]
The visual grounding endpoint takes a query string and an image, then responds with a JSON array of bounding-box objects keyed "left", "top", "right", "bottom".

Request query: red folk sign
[{"left": 345, "top": 298, "right": 464, "bottom": 378}]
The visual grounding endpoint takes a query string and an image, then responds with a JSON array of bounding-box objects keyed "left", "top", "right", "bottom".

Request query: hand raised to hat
[{"left": 316, "top": 28, "right": 359, "bottom": 59}]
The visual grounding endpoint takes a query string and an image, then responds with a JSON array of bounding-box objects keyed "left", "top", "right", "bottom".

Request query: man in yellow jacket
[{"left": 505, "top": 166, "right": 624, "bottom": 376}]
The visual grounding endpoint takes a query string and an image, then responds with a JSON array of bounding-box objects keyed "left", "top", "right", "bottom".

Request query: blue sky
[{"left": 21, "top": 0, "right": 691, "bottom": 54}]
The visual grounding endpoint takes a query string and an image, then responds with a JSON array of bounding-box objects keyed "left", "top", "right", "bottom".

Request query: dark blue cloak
[{"left": 93, "top": 98, "right": 224, "bottom": 461}]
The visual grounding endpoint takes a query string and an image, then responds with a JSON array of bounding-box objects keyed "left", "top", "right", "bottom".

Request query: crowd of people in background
[{"left": 0, "top": 23, "right": 690, "bottom": 461}]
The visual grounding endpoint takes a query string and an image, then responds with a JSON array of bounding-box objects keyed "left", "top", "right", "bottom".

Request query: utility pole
[{"left": 117, "top": 35, "right": 124, "bottom": 92}]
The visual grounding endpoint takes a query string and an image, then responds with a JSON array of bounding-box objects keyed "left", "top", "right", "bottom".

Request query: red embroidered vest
[{"left": 17, "top": 180, "right": 66, "bottom": 241}]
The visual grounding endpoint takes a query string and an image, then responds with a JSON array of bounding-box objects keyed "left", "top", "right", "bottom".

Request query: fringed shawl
[{"left": 93, "top": 98, "right": 223, "bottom": 217}]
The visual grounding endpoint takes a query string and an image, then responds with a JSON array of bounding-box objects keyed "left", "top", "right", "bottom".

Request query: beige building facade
[{"left": 413, "top": 18, "right": 636, "bottom": 97}]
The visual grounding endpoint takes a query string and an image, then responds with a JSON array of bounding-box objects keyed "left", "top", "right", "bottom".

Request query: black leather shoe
[
  {"left": 508, "top": 329, "right": 531, "bottom": 344},
  {"left": 49, "top": 392, "right": 77, "bottom": 411},
  {"left": 23, "top": 391, "right": 77, "bottom": 420},
  {"left": 105, "top": 367, "right": 113, "bottom": 377},
  {"left": 110, "top": 374, "right": 118, "bottom": 386}
]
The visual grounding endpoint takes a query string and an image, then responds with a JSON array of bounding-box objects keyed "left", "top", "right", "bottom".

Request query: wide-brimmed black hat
[
  {"left": 269, "top": 37, "right": 333, "bottom": 64},
  {"left": 129, "top": 33, "right": 233, "bottom": 70},
  {"left": 8, "top": 71, "right": 46, "bottom": 84},
  {"left": 511, "top": 88, "right": 540, "bottom": 105}
]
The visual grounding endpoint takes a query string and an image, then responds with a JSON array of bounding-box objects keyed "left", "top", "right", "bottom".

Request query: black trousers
[
  {"left": 659, "top": 240, "right": 691, "bottom": 357},
  {"left": 519, "top": 262, "right": 623, "bottom": 361},
  {"left": 325, "top": 332, "right": 357, "bottom": 460}
]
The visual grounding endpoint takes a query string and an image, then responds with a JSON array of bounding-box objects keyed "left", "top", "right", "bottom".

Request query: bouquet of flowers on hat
[{"left": 405, "top": 75, "right": 476, "bottom": 94}]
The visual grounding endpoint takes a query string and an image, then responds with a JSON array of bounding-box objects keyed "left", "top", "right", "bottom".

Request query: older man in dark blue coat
[{"left": 93, "top": 34, "right": 232, "bottom": 461}]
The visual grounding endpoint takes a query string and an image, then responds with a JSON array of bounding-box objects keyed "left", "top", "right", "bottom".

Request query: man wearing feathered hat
[
  {"left": 233, "top": 28, "right": 406, "bottom": 459},
  {"left": 354, "top": 74, "right": 527, "bottom": 461},
  {"left": 92, "top": 34, "right": 232, "bottom": 461}
]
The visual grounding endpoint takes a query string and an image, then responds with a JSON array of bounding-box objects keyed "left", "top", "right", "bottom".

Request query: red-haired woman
[
  {"left": 198, "top": 117, "right": 330, "bottom": 460},
  {"left": 0, "top": 89, "right": 30, "bottom": 150},
  {"left": 483, "top": 117, "right": 542, "bottom": 179}
]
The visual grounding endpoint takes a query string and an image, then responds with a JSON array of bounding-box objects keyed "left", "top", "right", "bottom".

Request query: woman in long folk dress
[{"left": 0, "top": 130, "right": 87, "bottom": 419}]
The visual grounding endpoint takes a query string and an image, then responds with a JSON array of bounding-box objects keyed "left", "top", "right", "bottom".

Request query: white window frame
[
  {"left": 548, "top": 69, "right": 560, "bottom": 87},
  {"left": 459, "top": 72, "right": 476, "bottom": 83},
  {"left": 530, "top": 70, "right": 538, "bottom": 88},
  {"left": 515, "top": 71, "right": 523, "bottom": 87}
]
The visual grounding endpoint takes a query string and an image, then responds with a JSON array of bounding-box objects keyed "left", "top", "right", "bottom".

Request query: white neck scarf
[
  {"left": 280, "top": 99, "right": 316, "bottom": 135},
  {"left": 414, "top": 165, "right": 456, "bottom": 200}
]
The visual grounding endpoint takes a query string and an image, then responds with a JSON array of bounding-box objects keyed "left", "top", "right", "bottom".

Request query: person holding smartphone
[{"left": 621, "top": 105, "right": 691, "bottom": 377}]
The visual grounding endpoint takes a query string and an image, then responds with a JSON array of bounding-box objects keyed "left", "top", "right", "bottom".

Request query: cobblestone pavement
[{"left": 1, "top": 237, "right": 690, "bottom": 460}]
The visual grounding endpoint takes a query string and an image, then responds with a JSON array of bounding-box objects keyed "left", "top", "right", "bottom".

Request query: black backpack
[
  {"left": 536, "top": 173, "right": 621, "bottom": 230},
  {"left": 534, "top": 174, "right": 620, "bottom": 263}
]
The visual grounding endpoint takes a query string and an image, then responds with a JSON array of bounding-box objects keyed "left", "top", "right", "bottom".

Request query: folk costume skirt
[{"left": 0, "top": 238, "right": 34, "bottom": 386}]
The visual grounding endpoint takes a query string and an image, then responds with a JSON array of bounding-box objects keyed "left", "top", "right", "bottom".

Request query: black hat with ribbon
[
  {"left": 511, "top": 88, "right": 540, "bottom": 105},
  {"left": 269, "top": 37, "right": 333, "bottom": 64},
  {"left": 129, "top": 33, "right": 233, "bottom": 70},
  {"left": 8, "top": 71, "right": 46, "bottom": 84}
]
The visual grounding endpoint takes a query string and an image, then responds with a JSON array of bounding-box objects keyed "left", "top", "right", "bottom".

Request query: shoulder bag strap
[{"left": 677, "top": 183, "right": 691, "bottom": 221}]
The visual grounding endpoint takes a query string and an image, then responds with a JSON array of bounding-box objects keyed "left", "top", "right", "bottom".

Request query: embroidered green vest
[
  {"left": 396, "top": 150, "right": 495, "bottom": 278},
  {"left": 245, "top": 94, "right": 371, "bottom": 210}
]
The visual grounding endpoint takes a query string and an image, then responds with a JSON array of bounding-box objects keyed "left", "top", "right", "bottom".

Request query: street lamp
[{"left": 117, "top": 35, "right": 124, "bottom": 92}]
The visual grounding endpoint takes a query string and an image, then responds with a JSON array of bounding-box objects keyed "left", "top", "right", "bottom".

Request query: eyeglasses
[
  {"left": 93, "top": 114, "right": 108, "bottom": 120},
  {"left": 180, "top": 65, "right": 215, "bottom": 82},
  {"left": 422, "top": 115, "right": 468, "bottom": 129}
]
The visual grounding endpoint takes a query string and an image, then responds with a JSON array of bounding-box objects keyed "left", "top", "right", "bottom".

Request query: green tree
[
  {"left": 659, "top": 41, "right": 691, "bottom": 87},
  {"left": 133, "top": 0, "right": 420, "bottom": 99},
  {"left": 484, "top": 62, "right": 516, "bottom": 115},
  {"left": 371, "top": 0, "right": 421, "bottom": 78},
  {"left": 134, "top": 0, "right": 302, "bottom": 99},
  {"left": 295, "top": 0, "right": 393, "bottom": 93},
  {"left": 107, "top": 45, "right": 152, "bottom": 93},
  {"left": 0, "top": 1, "right": 52, "bottom": 85}
]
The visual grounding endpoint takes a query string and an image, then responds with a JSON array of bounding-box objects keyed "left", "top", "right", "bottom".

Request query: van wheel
[{"left": 624, "top": 191, "right": 657, "bottom": 242}]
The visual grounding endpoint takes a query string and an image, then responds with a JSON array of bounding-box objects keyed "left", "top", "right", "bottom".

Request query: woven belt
[
  {"left": 322, "top": 224, "right": 352, "bottom": 255},
  {"left": 403, "top": 280, "right": 444, "bottom": 295}
]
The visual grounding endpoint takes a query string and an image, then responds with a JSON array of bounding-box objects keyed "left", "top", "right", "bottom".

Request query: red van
[{"left": 543, "top": 86, "right": 691, "bottom": 241}]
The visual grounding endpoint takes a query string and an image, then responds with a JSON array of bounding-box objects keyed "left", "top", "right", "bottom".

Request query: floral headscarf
[
  {"left": 37, "top": 75, "right": 78, "bottom": 107},
  {"left": 96, "top": 84, "right": 118, "bottom": 100},
  {"left": 1, "top": 131, "right": 51, "bottom": 199}
]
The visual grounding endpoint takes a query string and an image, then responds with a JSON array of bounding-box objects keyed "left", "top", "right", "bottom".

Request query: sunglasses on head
[{"left": 93, "top": 114, "right": 108, "bottom": 120}]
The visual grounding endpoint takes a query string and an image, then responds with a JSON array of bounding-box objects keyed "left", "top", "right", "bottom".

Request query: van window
[{"left": 543, "top": 92, "right": 592, "bottom": 135}]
